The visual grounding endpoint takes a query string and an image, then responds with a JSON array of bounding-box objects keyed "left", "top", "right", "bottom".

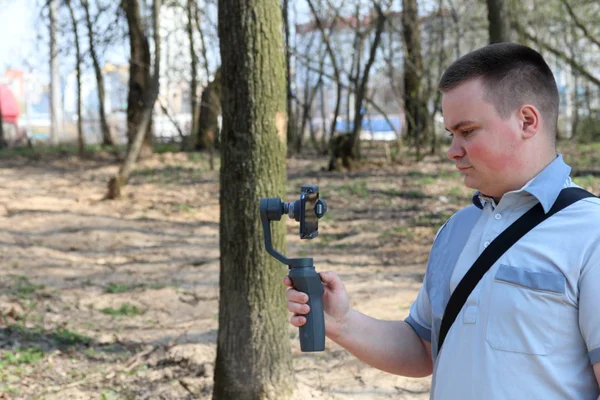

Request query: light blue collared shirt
[{"left": 406, "top": 155, "right": 600, "bottom": 399}]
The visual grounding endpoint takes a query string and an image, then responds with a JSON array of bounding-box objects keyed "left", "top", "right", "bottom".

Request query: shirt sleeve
[
  {"left": 404, "top": 219, "right": 453, "bottom": 344},
  {"left": 579, "top": 244, "right": 600, "bottom": 364},
  {"left": 405, "top": 274, "right": 433, "bottom": 342}
]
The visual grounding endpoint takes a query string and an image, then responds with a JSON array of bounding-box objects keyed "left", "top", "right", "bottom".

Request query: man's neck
[{"left": 484, "top": 152, "right": 558, "bottom": 206}]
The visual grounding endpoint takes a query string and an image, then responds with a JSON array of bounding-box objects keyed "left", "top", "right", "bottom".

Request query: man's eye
[{"left": 462, "top": 129, "right": 474, "bottom": 135}]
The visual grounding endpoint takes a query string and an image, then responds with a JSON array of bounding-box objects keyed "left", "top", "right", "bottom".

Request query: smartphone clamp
[{"left": 260, "top": 185, "right": 327, "bottom": 352}]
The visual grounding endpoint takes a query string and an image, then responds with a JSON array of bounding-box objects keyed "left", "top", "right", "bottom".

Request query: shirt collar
[{"left": 471, "top": 154, "right": 571, "bottom": 213}]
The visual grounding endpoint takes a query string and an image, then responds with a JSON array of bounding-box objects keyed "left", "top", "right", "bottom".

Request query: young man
[{"left": 285, "top": 43, "right": 600, "bottom": 399}]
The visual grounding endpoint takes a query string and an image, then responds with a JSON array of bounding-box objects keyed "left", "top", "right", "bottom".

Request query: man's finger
[
  {"left": 286, "top": 287, "right": 309, "bottom": 303},
  {"left": 287, "top": 301, "right": 310, "bottom": 315},
  {"left": 319, "top": 271, "right": 341, "bottom": 288},
  {"left": 290, "top": 315, "right": 306, "bottom": 327}
]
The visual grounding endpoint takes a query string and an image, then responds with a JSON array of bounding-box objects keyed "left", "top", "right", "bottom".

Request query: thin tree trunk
[
  {"left": 297, "top": 56, "right": 399, "bottom": 140},
  {"left": 345, "top": 3, "right": 386, "bottom": 166},
  {"left": 193, "top": 3, "right": 211, "bottom": 80},
  {"left": 213, "top": 0, "right": 293, "bottom": 397},
  {"left": 283, "top": 0, "right": 297, "bottom": 150},
  {"left": 107, "top": 0, "right": 161, "bottom": 200},
  {"left": 159, "top": 100, "right": 185, "bottom": 140},
  {"left": 402, "top": 0, "right": 428, "bottom": 161},
  {"left": 82, "top": 0, "right": 114, "bottom": 147},
  {"left": 187, "top": 0, "right": 199, "bottom": 137},
  {"left": 67, "top": 0, "right": 85, "bottom": 157},
  {"left": 305, "top": 0, "right": 342, "bottom": 142},
  {"left": 486, "top": 0, "right": 511, "bottom": 43},
  {"left": 319, "top": 82, "right": 328, "bottom": 151},
  {"left": 192, "top": 2, "right": 214, "bottom": 148},
  {"left": 296, "top": 51, "right": 324, "bottom": 155},
  {"left": 122, "top": 0, "right": 153, "bottom": 158},
  {"left": 430, "top": 0, "right": 446, "bottom": 155},
  {"left": 571, "top": 72, "right": 579, "bottom": 139},
  {"left": 50, "top": 0, "right": 62, "bottom": 145},
  {"left": 195, "top": 68, "right": 221, "bottom": 152}
]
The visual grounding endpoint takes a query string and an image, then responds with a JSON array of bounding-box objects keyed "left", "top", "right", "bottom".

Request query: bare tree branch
[
  {"left": 560, "top": 0, "right": 600, "bottom": 51},
  {"left": 514, "top": 21, "right": 600, "bottom": 88}
]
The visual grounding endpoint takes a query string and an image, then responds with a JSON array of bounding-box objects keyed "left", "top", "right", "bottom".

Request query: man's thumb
[{"left": 319, "top": 271, "right": 339, "bottom": 286}]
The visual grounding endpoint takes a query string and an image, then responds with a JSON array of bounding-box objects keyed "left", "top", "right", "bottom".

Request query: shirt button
[
  {"left": 494, "top": 213, "right": 502, "bottom": 220},
  {"left": 484, "top": 241, "right": 490, "bottom": 248}
]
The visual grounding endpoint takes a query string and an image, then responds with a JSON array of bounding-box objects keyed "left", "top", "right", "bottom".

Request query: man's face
[{"left": 442, "top": 78, "right": 524, "bottom": 198}]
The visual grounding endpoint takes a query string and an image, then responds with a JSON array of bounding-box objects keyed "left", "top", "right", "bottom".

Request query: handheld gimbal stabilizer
[{"left": 260, "top": 185, "right": 328, "bottom": 352}]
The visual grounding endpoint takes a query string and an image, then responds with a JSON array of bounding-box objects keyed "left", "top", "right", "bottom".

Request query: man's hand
[
  {"left": 284, "top": 271, "right": 432, "bottom": 377},
  {"left": 284, "top": 271, "right": 350, "bottom": 340}
]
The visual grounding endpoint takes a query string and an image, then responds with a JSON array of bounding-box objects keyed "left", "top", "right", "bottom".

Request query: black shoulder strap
[{"left": 437, "top": 187, "right": 595, "bottom": 354}]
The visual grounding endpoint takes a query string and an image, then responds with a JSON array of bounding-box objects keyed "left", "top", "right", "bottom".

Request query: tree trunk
[
  {"left": 283, "top": 0, "right": 297, "bottom": 150},
  {"left": 187, "top": 0, "right": 199, "bottom": 138},
  {"left": 329, "top": 4, "right": 386, "bottom": 170},
  {"left": 319, "top": 83, "right": 328, "bottom": 151},
  {"left": 107, "top": 0, "right": 161, "bottom": 200},
  {"left": 297, "top": 54, "right": 324, "bottom": 155},
  {"left": 122, "top": 0, "right": 153, "bottom": 158},
  {"left": 486, "top": 0, "right": 511, "bottom": 43},
  {"left": 193, "top": 1, "right": 211, "bottom": 80},
  {"left": 195, "top": 68, "right": 221, "bottom": 153},
  {"left": 402, "top": 0, "right": 429, "bottom": 161},
  {"left": 50, "top": 0, "right": 62, "bottom": 145},
  {"left": 213, "top": 0, "right": 293, "bottom": 398},
  {"left": 429, "top": 0, "right": 446, "bottom": 156},
  {"left": 570, "top": 72, "right": 579, "bottom": 139},
  {"left": 82, "top": 0, "right": 114, "bottom": 147},
  {"left": 67, "top": 0, "right": 85, "bottom": 157}
]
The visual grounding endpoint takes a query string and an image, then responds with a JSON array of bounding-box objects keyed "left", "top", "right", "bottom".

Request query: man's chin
[{"left": 463, "top": 177, "right": 478, "bottom": 191}]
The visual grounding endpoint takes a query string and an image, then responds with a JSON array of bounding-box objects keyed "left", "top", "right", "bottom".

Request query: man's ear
[{"left": 518, "top": 104, "right": 540, "bottom": 139}]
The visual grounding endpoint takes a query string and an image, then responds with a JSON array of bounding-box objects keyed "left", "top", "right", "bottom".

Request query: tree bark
[
  {"left": 213, "top": 0, "right": 293, "bottom": 398},
  {"left": 402, "top": 0, "right": 429, "bottom": 161},
  {"left": 486, "top": 0, "right": 511, "bottom": 43},
  {"left": 66, "top": 0, "right": 85, "bottom": 157},
  {"left": 82, "top": 0, "right": 114, "bottom": 147},
  {"left": 122, "top": 0, "right": 153, "bottom": 158},
  {"left": 107, "top": 0, "right": 161, "bottom": 200}
]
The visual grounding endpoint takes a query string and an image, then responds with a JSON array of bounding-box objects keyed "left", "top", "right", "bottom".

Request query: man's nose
[{"left": 446, "top": 137, "right": 465, "bottom": 160}]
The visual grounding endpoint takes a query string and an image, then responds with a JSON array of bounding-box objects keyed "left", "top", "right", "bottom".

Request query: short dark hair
[{"left": 439, "top": 43, "right": 559, "bottom": 139}]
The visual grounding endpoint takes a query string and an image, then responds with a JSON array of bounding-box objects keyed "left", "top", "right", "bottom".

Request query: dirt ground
[{"left": 4, "top": 142, "right": 579, "bottom": 399}]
